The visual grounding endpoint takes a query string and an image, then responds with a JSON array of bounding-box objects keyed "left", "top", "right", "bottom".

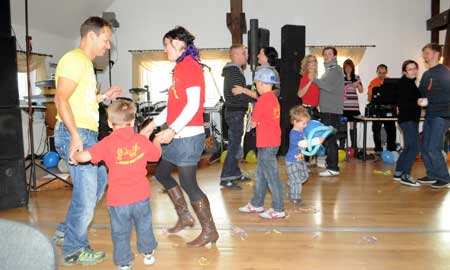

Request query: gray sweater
[{"left": 314, "top": 59, "right": 345, "bottom": 114}]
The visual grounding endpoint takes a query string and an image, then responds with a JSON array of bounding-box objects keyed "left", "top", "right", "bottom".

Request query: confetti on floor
[
  {"left": 265, "top": 229, "right": 283, "bottom": 235},
  {"left": 198, "top": 257, "right": 210, "bottom": 266},
  {"left": 231, "top": 227, "right": 248, "bottom": 240},
  {"left": 360, "top": 235, "right": 378, "bottom": 245},
  {"left": 373, "top": 169, "right": 392, "bottom": 176}
]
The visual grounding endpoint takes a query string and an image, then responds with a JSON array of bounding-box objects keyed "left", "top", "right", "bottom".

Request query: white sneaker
[
  {"left": 143, "top": 251, "right": 155, "bottom": 265},
  {"left": 239, "top": 203, "right": 264, "bottom": 213},
  {"left": 118, "top": 265, "right": 132, "bottom": 270},
  {"left": 259, "top": 208, "right": 286, "bottom": 219},
  {"left": 319, "top": 169, "right": 340, "bottom": 177}
]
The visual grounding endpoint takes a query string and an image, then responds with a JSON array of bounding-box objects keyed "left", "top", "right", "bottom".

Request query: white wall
[{"left": 106, "top": 0, "right": 430, "bottom": 90}]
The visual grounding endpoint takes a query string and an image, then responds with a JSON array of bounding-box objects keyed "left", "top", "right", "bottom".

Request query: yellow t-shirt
[{"left": 55, "top": 48, "right": 99, "bottom": 132}]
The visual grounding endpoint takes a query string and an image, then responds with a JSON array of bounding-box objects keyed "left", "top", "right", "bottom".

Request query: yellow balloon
[
  {"left": 220, "top": 150, "right": 227, "bottom": 163},
  {"left": 245, "top": 150, "right": 257, "bottom": 163},
  {"left": 338, "top": 149, "right": 347, "bottom": 162}
]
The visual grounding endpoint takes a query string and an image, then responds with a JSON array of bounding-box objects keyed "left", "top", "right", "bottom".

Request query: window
[
  {"left": 316, "top": 56, "right": 359, "bottom": 78},
  {"left": 139, "top": 50, "right": 229, "bottom": 108},
  {"left": 17, "top": 70, "right": 40, "bottom": 99}
]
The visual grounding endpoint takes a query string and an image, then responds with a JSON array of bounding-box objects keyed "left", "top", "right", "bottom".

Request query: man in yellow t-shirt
[{"left": 52, "top": 17, "right": 122, "bottom": 266}]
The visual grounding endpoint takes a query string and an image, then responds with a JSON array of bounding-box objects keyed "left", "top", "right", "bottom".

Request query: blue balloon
[
  {"left": 301, "top": 120, "right": 334, "bottom": 156},
  {"left": 381, "top": 150, "right": 395, "bottom": 164},
  {"left": 43, "top": 151, "right": 60, "bottom": 168}
]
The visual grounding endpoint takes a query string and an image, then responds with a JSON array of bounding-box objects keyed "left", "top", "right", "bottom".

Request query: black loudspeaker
[
  {"left": 0, "top": 108, "right": 25, "bottom": 159},
  {"left": 258, "top": 28, "right": 270, "bottom": 48},
  {"left": 0, "top": 0, "right": 28, "bottom": 209},
  {"left": 248, "top": 24, "right": 271, "bottom": 71},
  {"left": 0, "top": 0, "right": 11, "bottom": 36},
  {"left": 0, "top": 159, "right": 27, "bottom": 210},
  {"left": 0, "top": 36, "right": 20, "bottom": 107},
  {"left": 279, "top": 25, "right": 305, "bottom": 155}
]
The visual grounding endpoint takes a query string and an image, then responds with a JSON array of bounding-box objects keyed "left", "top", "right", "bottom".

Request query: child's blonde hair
[
  {"left": 290, "top": 105, "right": 310, "bottom": 124},
  {"left": 107, "top": 99, "right": 136, "bottom": 127}
]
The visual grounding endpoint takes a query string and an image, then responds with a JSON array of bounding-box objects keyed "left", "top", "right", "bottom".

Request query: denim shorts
[{"left": 162, "top": 133, "right": 205, "bottom": 166}]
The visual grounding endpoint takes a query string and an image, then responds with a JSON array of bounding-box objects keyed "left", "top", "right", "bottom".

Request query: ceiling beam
[
  {"left": 226, "top": 0, "right": 246, "bottom": 45},
  {"left": 431, "top": 0, "right": 440, "bottom": 42}
]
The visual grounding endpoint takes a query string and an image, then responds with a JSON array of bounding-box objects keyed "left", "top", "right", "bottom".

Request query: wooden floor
[{"left": 1, "top": 158, "right": 450, "bottom": 270}]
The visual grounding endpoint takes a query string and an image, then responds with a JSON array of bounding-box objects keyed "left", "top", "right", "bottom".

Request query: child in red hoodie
[{"left": 238, "top": 68, "right": 285, "bottom": 219}]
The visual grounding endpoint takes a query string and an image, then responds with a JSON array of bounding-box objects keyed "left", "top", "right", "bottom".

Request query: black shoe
[
  {"left": 400, "top": 175, "right": 421, "bottom": 187},
  {"left": 220, "top": 181, "right": 242, "bottom": 190},
  {"left": 416, "top": 176, "right": 437, "bottom": 185},
  {"left": 431, "top": 181, "right": 450, "bottom": 189},
  {"left": 290, "top": 199, "right": 304, "bottom": 206},
  {"left": 234, "top": 175, "right": 251, "bottom": 182},
  {"left": 393, "top": 173, "right": 402, "bottom": 181}
]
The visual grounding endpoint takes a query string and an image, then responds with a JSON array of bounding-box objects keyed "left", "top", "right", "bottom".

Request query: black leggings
[{"left": 155, "top": 159, "right": 205, "bottom": 202}]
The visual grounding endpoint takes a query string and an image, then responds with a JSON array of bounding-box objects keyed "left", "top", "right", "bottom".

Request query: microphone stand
[{"left": 24, "top": 0, "right": 71, "bottom": 203}]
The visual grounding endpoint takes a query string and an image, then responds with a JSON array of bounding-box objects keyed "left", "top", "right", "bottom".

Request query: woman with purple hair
[{"left": 141, "top": 26, "right": 218, "bottom": 247}]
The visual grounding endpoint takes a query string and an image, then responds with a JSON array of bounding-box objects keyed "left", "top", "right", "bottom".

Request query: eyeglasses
[{"left": 307, "top": 60, "right": 317, "bottom": 63}]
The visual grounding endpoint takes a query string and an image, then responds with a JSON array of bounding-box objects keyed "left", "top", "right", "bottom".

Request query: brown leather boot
[
  {"left": 167, "top": 185, "right": 195, "bottom": 233},
  {"left": 187, "top": 196, "right": 219, "bottom": 247}
]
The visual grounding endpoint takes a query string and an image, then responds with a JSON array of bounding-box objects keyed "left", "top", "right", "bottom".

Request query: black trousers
[
  {"left": 320, "top": 112, "right": 340, "bottom": 172},
  {"left": 372, "top": 121, "right": 396, "bottom": 152}
]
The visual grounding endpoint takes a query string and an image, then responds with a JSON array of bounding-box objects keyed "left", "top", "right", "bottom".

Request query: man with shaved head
[{"left": 220, "top": 44, "right": 256, "bottom": 190}]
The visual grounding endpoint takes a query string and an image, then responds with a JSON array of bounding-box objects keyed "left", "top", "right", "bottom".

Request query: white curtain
[
  {"left": 16, "top": 52, "right": 48, "bottom": 81},
  {"left": 308, "top": 47, "right": 367, "bottom": 66}
]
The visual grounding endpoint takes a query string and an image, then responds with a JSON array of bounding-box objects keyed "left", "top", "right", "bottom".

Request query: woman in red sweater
[
  {"left": 141, "top": 26, "right": 218, "bottom": 247},
  {"left": 298, "top": 54, "right": 320, "bottom": 120}
]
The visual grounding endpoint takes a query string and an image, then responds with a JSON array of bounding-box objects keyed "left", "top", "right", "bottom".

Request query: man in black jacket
[{"left": 220, "top": 44, "right": 255, "bottom": 190}]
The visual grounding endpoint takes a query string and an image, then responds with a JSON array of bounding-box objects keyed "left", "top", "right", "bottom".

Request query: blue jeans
[
  {"left": 109, "top": 199, "right": 157, "bottom": 266},
  {"left": 422, "top": 117, "right": 450, "bottom": 182},
  {"left": 251, "top": 147, "right": 284, "bottom": 212},
  {"left": 54, "top": 122, "right": 108, "bottom": 256},
  {"left": 220, "top": 110, "right": 245, "bottom": 181},
  {"left": 395, "top": 121, "right": 419, "bottom": 176}
]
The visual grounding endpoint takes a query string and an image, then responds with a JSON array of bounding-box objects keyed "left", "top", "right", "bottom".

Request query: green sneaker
[{"left": 63, "top": 248, "right": 106, "bottom": 266}]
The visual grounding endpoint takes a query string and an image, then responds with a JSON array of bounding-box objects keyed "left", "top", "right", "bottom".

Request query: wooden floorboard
[{"left": 1, "top": 158, "right": 450, "bottom": 269}]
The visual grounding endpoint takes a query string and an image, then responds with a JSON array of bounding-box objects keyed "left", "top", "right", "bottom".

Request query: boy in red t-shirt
[
  {"left": 238, "top": 68, "right": 285, "bottom": 219},
  {"left": 73, "top": 99, "right": 161, "bottom": 270}
]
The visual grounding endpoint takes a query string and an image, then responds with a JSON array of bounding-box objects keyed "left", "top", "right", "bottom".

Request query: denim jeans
[
  {"left": 109, "top": 199, "right": 157, "bottom": 266},
  {"left": 251, "top": 147, "right": 284, "bottom": 212},
  {"left": 220, "top": 110, "right": 245, "bottom": 181},
  {"left": 422, "top": 117, "right": 450, "bottom": 182},
  {"left": 395, "top": 121, "right": 419, "bottom": 176},
  {"left": 162, "top": 133, "right": 205, "bottom": 166},
  {"left": 54, "top": 122, "right": 108, "bottom": 256}
]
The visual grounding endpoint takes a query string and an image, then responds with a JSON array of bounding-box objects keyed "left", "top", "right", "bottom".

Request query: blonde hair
[
  {"left": 290, "top": 105, "right": 310, "bottom": 123},
  {"left": 107, "top": 99, "right": 136, "bottom": 127},
  {"left": 300, "top": 54, "right": 318, "bottom": 78}
]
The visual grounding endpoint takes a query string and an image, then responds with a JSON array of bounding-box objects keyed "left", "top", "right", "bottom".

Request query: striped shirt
[{"left": 344, "top": 75, "right": 361, "bottom": 111}]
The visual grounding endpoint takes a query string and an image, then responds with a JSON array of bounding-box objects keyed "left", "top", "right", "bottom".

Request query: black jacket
[{"left": 396, "top": 75, "right": 421, "bottom": 123}]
